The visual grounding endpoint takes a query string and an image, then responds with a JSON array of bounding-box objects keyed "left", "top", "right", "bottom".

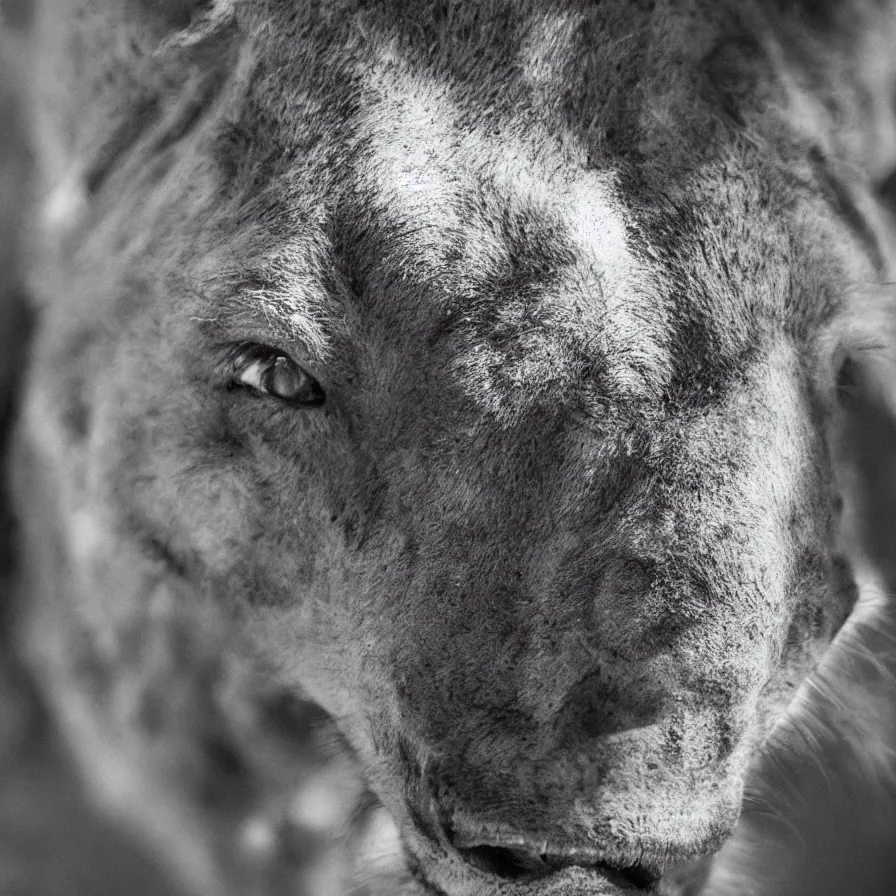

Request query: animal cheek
[{"left": 134, "top": 460, "right": 262, "bottom": 574}]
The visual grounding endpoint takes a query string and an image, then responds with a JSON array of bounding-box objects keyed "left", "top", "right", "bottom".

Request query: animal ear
[
  {"left": 833, "top": 353, "right": 896, "bottom": 594},
  {"left": 33, "top": 0, "right": 239, "bottom": 141},
  {"left": 116, "top": 0, "right": 238, "bottom": 46},
  {"left": 128, "top": 0, "right": 216, "bottom": 30},
  {"left": 71, "top": 0, "right": 233, "bottom": 43},
  {"left": 33, "top": 0, "right": 239, "bottom": 238},
  {"left": 828, "top": 296, "right": 896, "bottom": 588}
]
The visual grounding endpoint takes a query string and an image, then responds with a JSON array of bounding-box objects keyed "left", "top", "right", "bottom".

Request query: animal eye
[{"left": 229, "top": 344, "right": 325, "bottom": 406}]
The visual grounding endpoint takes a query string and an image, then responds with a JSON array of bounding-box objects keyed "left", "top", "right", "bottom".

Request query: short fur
[{"left": 10, "top": 1, "right": 896, "bottom": 893}]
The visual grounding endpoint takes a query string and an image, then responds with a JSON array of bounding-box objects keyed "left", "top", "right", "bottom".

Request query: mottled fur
[{"left": 11, "top": 1, "right": 896, "bottom": 894}]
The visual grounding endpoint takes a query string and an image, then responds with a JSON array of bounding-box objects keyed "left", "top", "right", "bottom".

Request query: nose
[{"left": 447, "top": 830, "right": 663, "bottom": 890}]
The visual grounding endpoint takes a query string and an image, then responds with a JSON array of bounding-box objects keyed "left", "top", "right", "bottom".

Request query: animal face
[{"left": 19, "top": 1, "right": 895, "bottom": 893}]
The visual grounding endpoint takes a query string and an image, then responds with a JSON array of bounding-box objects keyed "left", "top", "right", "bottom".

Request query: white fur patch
[
  {"left": 358, "top": 52, "right": 671, "bottom": 417},
  {"left": 360, "top": 55, "right": 499, "bottom": 276},
  {"left": 565, "top": 173, "right": 672, "bottom": 395}
]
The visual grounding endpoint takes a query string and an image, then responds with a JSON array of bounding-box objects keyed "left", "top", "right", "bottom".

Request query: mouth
[
  {"left": 289, "top": 707, "right": 721, "bottom": 895},
  {"left": 452, "top": 843, "right": 660, "bottom": 890},
  {"left": 312, "top": 770, "right": 714, "bottom": 896},
  {"left": 411, "top": 845, "right": 715, "bottom": 896},
  {"left": 400, "top": 812, "right": 725, "bottom": 896},
  {"left": 410, "top": 859, "right": 661, "bottom": 896},
  {"left": 400, "top": 823, "right": 686, "bottom": 896}
]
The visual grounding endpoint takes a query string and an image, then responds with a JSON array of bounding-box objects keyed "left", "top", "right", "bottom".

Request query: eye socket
[{"left": 229, "top": 344, "right": 325, "bottom": 407}]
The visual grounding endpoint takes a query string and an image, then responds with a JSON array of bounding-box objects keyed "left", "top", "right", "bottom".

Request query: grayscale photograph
[{"left": 2, "top": 1, "right": 896, "bottom": 894}]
